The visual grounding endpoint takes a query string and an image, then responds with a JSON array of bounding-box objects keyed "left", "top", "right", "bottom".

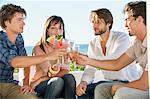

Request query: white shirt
[{"left": 81, "top": 31, "right": 141, "bottom": 84}]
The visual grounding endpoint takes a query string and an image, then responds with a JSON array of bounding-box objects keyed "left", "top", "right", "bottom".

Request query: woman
[{"left": 30, "top": 15, "right": 76, "bottom": 99}]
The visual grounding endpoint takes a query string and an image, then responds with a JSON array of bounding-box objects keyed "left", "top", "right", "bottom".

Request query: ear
[
  {"left": 137, "top": 16, "right": 144, "bottom": 23},
  {"left": 4, "top": 20, "right": 10, "bottom": 27},
  {"left": 107, "top": 23, "right": 111, "bottom": 27}
]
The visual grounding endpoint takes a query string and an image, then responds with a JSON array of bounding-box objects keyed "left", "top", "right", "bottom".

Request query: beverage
[
  {"left": 49, "top": 64, "right": 60, "bottom": 75},
  {"left": 69, "top": 51, "right": 79, "bottom": 61}
]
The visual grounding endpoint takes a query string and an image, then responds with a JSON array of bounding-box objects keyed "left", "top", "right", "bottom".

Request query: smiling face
[
  {"left": 124, "top": 12, "right": 139, "bottom": 36},
  {"left": 5, "top": 12, "right": 25, "bottom": 34},
  {"left": 47, "top": 22, "right": 64, "bottom": 38}
]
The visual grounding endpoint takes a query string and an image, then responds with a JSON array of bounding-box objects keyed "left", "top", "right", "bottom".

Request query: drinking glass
[{"left": 70, "top": 44, "right": 79, "bottom": 70}]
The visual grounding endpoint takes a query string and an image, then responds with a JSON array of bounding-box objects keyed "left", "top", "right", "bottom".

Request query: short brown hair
[
  {"left": 123, "top": 1, "right": 146, "bottom": 25},
  {"left": 0, "top": 3, "right": 26, "bottom": 29}
]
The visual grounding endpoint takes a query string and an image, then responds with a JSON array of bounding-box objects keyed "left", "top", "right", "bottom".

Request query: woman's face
[{"left": 47, "top": 22, "right": 64, "bottom": 38}]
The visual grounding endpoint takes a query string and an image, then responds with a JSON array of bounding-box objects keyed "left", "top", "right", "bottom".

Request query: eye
[{"left": 50, "top": 27, "right": 55, "bottom": 29}]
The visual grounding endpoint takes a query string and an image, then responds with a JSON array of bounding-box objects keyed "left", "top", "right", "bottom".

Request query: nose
[
  {"left": 22, "top": 21, "right": 25, "bottom": 26},
  {"left": 124, "top": 20, "right": 127, "bottom": 28}
]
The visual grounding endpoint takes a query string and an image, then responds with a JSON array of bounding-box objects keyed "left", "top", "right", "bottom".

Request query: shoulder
[
  {"left": 111, "top": 31, "right": 130, "bottom": 41},
  {"left": 0, "top": 31, "right": 7, "bottom": 41},
  {"left": 89, "top": 36, "right": 98, "bottom": 45},
  {"left": 112, "top": 31, "right": 128, "bottom": 37},
  {"left": 33, "top": 45, "right": 41, "bottom": 53}
]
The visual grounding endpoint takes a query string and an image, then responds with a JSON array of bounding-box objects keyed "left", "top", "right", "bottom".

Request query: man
[
  {"left": 76, "top": 1, "right": 149, "bottom": 99},
  {"left": 76, "top": 8, "right": 141, "bottom": 99},
  {"left": 0, "top": 4, "right": 66, "bottom": 99}
]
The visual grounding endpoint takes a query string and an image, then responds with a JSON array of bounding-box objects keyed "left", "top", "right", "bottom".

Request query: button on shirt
[
  {"left": 126, "top": 36, "right": 147, "bottom": 71},
  {"left": 0, "top": 31, "right": 27, "bottom": 84},
  {"left": 81, "top": 31, "right": 141, "bottom": 84}
]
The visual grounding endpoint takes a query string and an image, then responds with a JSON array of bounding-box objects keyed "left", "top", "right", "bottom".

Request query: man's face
[
  {"left": 91, "top": 18, "right": 107, "bottom": 35},
  {"left": 124, "top": 12, "right": 139, "bottom": 36},
  {"left": 5, "top": 12, "right": 25, "bottom": 34}
]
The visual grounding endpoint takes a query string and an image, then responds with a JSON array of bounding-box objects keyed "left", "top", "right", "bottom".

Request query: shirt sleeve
[
  {"left": 81, "top": 41, "right": 97, "bottom": 84},
  {"left": 0, "top": 44, "right": 17, "bottom": 66},
  {"left": 125, "top": 42, "right": 136, "bottom": 60}
]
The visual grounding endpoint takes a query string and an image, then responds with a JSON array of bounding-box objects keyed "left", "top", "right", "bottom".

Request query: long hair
[{"left": 33, "top": 15, "right": 65, "bottom": 54}]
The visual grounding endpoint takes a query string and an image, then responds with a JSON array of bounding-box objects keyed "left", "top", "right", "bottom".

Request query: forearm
[
  {"left": 86, "top": 53, "right": 134, "bottom": 71},
  {"left": 23, "top": 67, "right": 30, "bottom": 85},
  {"left": 11, "top": 55, "right": 48, "bottom": 68},
  {"left": 87, "top": 58, "right": 120, "bottom": 71},
  {"left": 121, "top": 71, "right": 148, "bottom": 90}
]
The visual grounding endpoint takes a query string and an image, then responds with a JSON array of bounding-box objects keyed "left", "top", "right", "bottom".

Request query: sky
[{"left": 0, "top": 0, "right": 147, "bottom": 46}]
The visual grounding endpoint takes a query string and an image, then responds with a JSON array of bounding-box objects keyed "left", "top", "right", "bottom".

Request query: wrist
[
  {"left": 45, "top": 54, "right": 49, "bottom": 61},
  {"left": 86, "top": 58, "right": 91, "bottom": 65}
]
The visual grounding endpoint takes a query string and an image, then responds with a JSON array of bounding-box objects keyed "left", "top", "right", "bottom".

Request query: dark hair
[
  {"left": 123, "top": 1, "right": 146, "bottom": 25},
  {"left": 34, "top": 15, "right": 65, "bottom": 53},
  {"left": 0, "top": 3, "right": 26, "bottom": 29},
  {"left": 45, "top": 15, "right": 65, "bottom": 40},
  {"left": 91, "top": 8, "right": 113, "bottom": 30}
]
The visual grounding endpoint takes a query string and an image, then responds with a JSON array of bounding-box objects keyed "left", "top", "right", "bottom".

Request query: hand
[
  {"left": 20, "top": 85, "right": 34, "bottom": 94},
  {"left": 76, "top": 54, "right": 89, "bottom": 66},
  {"left": 47, "top": 48, "right": 67, "bottom": 61},
  {"left": 76, "top": 81, "right": 87, "bottom": 96},
  {"left": 111, "top": 84, "right": 123, "bottom": 96}
]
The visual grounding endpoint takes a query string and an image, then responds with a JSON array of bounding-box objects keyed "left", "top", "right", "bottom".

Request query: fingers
[
  {"left": 20, "top": 86, "right": 34, "bottom": 94},
  {"left": 76, "top": 84, "right": 86, "bottom": 96}
]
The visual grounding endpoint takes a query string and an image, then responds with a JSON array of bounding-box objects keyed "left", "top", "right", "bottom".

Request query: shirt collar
[
  {"left": 105, "top": 31, "right": 113, "bottom": 47},
  {"left": 142, "top": 36, "right": 147, "bottom": 48},
  {"left": 95, "top": 31, "right": 113, "bottom": 49},
  {"left": 1, "top": 30, "right": 23, "bottom": 48},
  {"left": 135, "top": 35, "right": 147, "bottom": 48}
]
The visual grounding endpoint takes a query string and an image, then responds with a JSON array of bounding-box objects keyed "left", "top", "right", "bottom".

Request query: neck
[
  {"left": 6, "top": 29, "right": 18, "bottom": 44},
  {"left": 136, "top": 27, "right": 147, "bottom": 42},
  {"left": 99, "top": 30, "right": 110, "bottom": 42}
]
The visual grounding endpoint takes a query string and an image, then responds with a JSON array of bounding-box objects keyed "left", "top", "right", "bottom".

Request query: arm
[
  {"left": 77, "top": 53, "right": 134, "bottom": 71},
  {"left": 20, "top": 67, "right": 34, "bottom": 94},
  {"left": 23, "top": 67, "right": 30, "bottom": 85},
  {"left": 11, "top": 48, "right": 66, "bottom": 68},
  {"left": 111, "top": 70, "right": 148, "bottom": 95},
  {"left": 121, "top": 70, "right": 148, "bottom": 90}
]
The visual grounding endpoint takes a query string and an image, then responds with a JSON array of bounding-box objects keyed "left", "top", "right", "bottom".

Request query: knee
[
  {"left": 21, "top": 93, "right": 38, "bottom": 99},
  {"left": 48, "top": 77, "right": 64, "bottom": 87},
  {"left": 113, "top": 88, "right": 126, "bottom": 99},
  {"left": 95, "top": 84, "right": 103, "bottom": 95},
  {"left": 63, "top": 74, "right": 76, "bottom": 83},
  {"left": 95, "top": 84, "right": 106, "bottom": 94}
]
